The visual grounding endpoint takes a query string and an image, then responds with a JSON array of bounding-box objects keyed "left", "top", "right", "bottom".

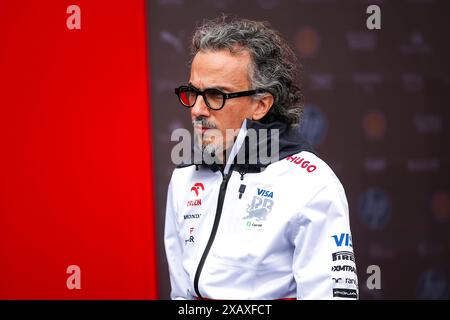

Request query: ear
[{"left": 251, "top": 94, "right": 274, "bottom": 121}]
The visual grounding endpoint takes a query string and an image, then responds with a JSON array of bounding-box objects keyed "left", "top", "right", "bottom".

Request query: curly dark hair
[{"left": 191, "top": 15, "right": 303, "bottom": 127}]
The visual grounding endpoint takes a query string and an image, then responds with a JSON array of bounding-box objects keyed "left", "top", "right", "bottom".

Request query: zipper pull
[{"left": 238, "top": 184, "right": 246, "bottom": 199}]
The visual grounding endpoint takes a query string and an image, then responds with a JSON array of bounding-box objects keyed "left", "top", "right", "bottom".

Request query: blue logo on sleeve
[{"left": 332, "top": 233, "right": 353, "bottom": 247}]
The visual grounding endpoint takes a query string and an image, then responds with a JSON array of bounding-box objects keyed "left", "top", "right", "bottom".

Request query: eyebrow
[{"left": 188, "top": 82, "right": 234, "bottom": 93}]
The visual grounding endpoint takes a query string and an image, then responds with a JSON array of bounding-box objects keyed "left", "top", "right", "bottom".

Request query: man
[{"left": 164, "top": 16, "right": 358, "bottom": 300}]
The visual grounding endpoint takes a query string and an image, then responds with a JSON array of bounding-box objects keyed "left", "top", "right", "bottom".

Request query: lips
[{"left": 195, "top": 126, "right": 213, "bottom": 134}]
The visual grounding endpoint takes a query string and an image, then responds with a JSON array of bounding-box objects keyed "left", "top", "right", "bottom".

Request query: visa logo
[
  {"left": 257, "top": 188, "right": 273, "bottom": 198},
  {"left": 332, "top": 233, "right": 353, "bottom": 247}
]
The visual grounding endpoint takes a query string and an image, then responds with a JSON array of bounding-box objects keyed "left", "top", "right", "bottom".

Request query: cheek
[{"left": 226, "top": 105, "right": 250, "bottom": 127}]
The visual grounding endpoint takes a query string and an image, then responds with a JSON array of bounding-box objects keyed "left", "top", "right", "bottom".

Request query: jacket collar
[{"left": 178, "top": 118, "right": 315, "bottom": 173}]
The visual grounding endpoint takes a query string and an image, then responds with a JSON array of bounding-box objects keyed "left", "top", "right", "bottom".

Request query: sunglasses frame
[{"left": 174, "top": 85, "right": 267, "bottom": 110}]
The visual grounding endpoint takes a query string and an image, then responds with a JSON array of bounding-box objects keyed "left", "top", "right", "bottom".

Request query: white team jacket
[{"left": 164, "top": 119, "right": 358, "bottom": 300}]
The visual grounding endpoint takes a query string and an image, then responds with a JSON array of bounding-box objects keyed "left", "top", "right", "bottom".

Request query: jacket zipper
[{"left": 193, "top": 171, "right": 232, "bottom": 299}]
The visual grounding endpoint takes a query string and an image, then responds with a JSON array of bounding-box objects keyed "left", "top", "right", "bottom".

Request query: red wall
[{"left": 0, "top": 1, "right": 158, "bottom": 299}]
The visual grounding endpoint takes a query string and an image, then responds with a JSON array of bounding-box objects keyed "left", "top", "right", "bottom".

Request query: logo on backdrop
[
  {"left": 257, "top": 0, "right": 280, "bottom": 10},
  {"left": 359, "top": 188, "right": 391, "bottom": 229},
  {"left": 431, "top": 191, "right": 450, "bottom": 223},
  {"left": 346, "top": 32, "right": 377, "bottom": 51},
  {"left": 309, "top": 73, "right": 335, "bottom": 91},
  {"left": 406, "top": 158, "right": 440, "bottom": 173},
  {"left": 300, "top": 105, "right": 327, "bottom": 146},
  {"left": 362, "top": 110, "right": 386, "bottom": 141},
  {"left": 416, "top": 269, "right": 449, "bottom": 300},
  {"left": 159, "top": 30, "right": 185, "bottom": 55},
  {"left": 402, "top": 73, "right": 424, "bottom": 93},
  {"left": 353, "top": 73, "right": 383, "bottom": 94},
  {"left": 400, "top": 32, "right": 432, "bottom": 54},
  {"left": 413, "top": 114, "right": 442, "bottom": 134},
  {"left": 364, "top": 158, "right": 386, "bottom": 173},
  {"left": 295, "top": 26, "right": 320, "bottom": 57}
]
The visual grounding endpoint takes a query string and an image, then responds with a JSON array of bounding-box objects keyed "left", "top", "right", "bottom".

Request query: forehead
[{"left": 189, "top": 49, "right": 251, "bottom": 90}]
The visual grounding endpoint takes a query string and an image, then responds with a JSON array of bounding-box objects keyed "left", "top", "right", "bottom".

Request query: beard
[{"left": 192, "top": 118, "right": 223, "bottom": 158}]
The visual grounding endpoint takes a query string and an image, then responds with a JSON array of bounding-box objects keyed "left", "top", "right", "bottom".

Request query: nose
[{"left": 191, "top": 94, "right": 210, "bottom": 119}]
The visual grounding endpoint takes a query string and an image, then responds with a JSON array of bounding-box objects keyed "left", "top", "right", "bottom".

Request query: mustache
[{"left": 192, "top": 118, "right": 217, "bottom": 129}]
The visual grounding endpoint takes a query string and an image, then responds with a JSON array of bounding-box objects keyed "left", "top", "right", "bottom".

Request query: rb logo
[{"left": 243, "top": 196, "right": 274, "bottom": 221}]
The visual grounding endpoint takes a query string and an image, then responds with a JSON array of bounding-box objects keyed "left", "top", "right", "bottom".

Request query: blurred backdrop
[
  {"left": 147, "top": 0, "right": 450, "bottom": 299},
  {"left": 0, "top": 0, "right": 449, "bottom": 300}
]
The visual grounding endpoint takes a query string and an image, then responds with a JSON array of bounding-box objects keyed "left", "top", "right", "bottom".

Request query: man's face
[{"left": 189, "top": 49, "right": 258, "bottom": 158}]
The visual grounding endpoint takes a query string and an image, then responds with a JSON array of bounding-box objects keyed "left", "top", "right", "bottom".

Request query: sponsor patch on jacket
[
  {"left": 332, "top": 251, "right": 355, "bottom": 262},
  {"left": 331, "top": 265, "right": 357, "bottom": 273},
  {"left": 243, "top": 188, "right": 275, "bottom": 230},
  {"left": 187, "top": 183, "right": 204, "bottom": 207},
  {"left": 183, "top": 213, "right": 201, "bottom": 220},
  {"left": 186, "top": 199, "right": 202, "bottom": 207},
  {"left": 184, "top": 227, "right": 195, "bottom": 245},
  {"left": 332, "top": 277, "right": 358, "bottom": 286},
  {"left": 332, "top": 288, "right": 358, "bottom": 299},
  {"left": 285, "top": 155, "right": 317, "bottom": 172},
  {"left": 332, "top": 233, "right": 353, "bottom": 247},
  {"left": 190, "top": 182, "right": 204, "bottom": 196}
]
